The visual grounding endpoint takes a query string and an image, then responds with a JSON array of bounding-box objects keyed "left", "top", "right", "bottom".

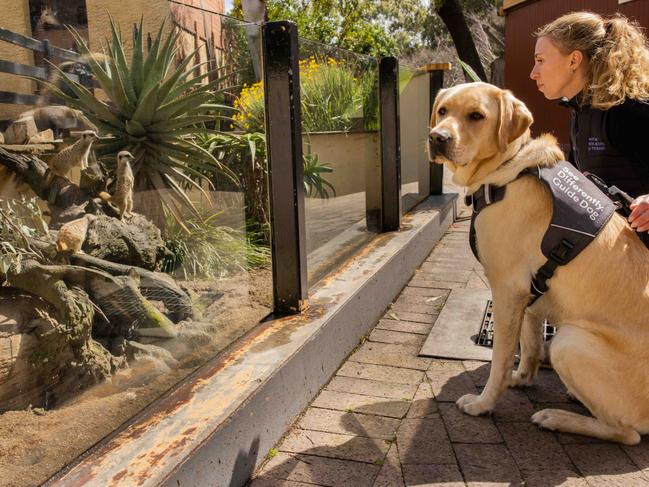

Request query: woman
[{"left": 530, "top": 11, "right": 649, "bottom": 234}]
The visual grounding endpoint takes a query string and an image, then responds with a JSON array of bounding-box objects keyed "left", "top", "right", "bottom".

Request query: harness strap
[
  {"left": 466, "top": 184, "right": 507, "bottom": 261},
  {"left": 529, "top": 238, "right": 575, "bottom": 304}
]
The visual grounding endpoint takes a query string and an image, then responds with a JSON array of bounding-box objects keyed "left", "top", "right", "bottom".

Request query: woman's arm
[{"left": 607, "top": 101, "right": 649, "bottom": 232}]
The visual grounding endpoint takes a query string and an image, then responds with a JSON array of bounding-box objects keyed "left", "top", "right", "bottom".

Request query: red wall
[{"left": 505, "top": 0, "right": 649, "bottom": 148}]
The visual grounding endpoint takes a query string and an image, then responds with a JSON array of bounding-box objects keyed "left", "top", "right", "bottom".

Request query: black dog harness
[{"left": 466, "top": 160, "right": 616, "bottom": 305}]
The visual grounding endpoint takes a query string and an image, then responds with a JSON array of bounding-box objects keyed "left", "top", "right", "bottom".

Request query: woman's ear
[{"left": 569, "top": 50, "right": 584, "bottom": 71}]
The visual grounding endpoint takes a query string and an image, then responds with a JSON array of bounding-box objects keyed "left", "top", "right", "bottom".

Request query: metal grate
[{"left": 475, "top": 300, "right": 556, "bottom": 348}]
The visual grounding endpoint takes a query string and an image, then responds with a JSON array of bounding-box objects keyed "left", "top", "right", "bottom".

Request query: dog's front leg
[{"left": 457, "top": 285, "right": 528, "bottom": 415}]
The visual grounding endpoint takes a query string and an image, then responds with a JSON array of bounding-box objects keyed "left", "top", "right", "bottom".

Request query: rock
[
  {"left": 28, "top": 129, "right": 54, "bottom": 144},
  {"left": 0, "top": 288, "right": 122, "bottom": 411},
  {"left": 83, "top": 214, "right": 166, "bottom": 270},
  {"left": 4, "top": 116, "right": 38, "bottom": 144},
  {"left": 0, "top": 131, "right": 4, "bottom": 144}
]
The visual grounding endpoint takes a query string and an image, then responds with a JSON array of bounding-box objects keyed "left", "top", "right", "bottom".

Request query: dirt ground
[{"left": 0, "top": 267, "right": 273, "bottom": 487}]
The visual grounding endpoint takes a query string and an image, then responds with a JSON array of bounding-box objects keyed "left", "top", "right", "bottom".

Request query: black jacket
[{"left": 563, "top": 96, "right": 649, "bottom": 198}]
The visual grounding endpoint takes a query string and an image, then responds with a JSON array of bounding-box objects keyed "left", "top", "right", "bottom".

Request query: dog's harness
[{"left": 466, "top": 160, "right": 616, "bottom": 305}]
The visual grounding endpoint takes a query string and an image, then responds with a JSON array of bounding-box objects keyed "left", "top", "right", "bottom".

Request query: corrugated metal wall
[{"left": 505, "top": 0, "right": 649, "bottom": 148}]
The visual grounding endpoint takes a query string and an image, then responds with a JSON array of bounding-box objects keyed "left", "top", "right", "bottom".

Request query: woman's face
[{"left": 530, "top": 36, "right": 586, "bottom": 100}]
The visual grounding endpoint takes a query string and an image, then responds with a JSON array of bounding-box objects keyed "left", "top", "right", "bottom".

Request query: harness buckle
[{"left": 549, "top": 239, "right": 574, "bottom": 265}]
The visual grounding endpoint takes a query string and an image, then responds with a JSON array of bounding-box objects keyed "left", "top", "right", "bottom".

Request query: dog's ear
[
  {"left": 497, "top": 90, "right": 533, "bottom": 152},
  {"left": 429, "top": 88, "right": 448, "bottom": 128}
]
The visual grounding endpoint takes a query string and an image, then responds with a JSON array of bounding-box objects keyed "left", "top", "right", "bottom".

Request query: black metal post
[
  {"left": 379, "top": 56, "right": 401, "bottom": 232},
  {"left": 429, "top": 69, "right": 445, "bottom": 195},
  {"left": 262, "top": 21, "right": 308, "bottom": 315}
]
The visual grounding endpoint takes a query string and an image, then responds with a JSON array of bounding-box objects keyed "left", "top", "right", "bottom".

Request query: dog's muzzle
[{"left": 428, "top": 128, "right": 453, "bottom": 159}]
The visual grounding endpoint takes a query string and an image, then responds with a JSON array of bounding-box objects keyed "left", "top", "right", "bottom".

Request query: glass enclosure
[
  {"left": 0, "top": 3, "right": 272, "bottom": 485},
  {"left": 399, "top": 64, "right": 432, "bottom": 214},
  {"left": 298, "top": 39, "right": 381, "bottom": 287}
]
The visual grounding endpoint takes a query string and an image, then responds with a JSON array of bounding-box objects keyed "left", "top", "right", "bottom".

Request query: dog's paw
[
  {"left": 456, "top": 394, "right": 492, "bottom": 416},
  {"left": 510, "top": 369, "right": 534, "bottom": 388},
  {"left": 531, "top": 408, "right": 565, "bottom": 431}
]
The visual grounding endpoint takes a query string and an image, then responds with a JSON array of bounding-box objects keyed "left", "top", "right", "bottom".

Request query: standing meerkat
[
  {"left": 56, "top": 214, "right": 96, "bottom": 253},
  {"left": 49, "top": 130, "right": 98, "bottom": 177},
  {"left": 113, "top": 151, "right": 135, "bottom": 219}
]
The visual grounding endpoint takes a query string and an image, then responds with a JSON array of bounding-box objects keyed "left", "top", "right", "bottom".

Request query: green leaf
[{"left": 457, "top": 58, "right": 481, "bottom": 83}]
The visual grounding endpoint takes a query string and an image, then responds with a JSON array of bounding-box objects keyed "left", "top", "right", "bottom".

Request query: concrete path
[{"left": 249, "top": 217, "right": 649, "bottom": 487}]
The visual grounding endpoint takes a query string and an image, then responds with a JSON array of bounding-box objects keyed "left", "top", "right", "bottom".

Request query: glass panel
[
  {"left": 0, "top": 3, "right": 271, "bottom": 485},
  {"left": 399, "top": 64, "right": 431, "bottom": 214},
  {"left": 298, "top": 39, "right": 380, "bottom": 288}
]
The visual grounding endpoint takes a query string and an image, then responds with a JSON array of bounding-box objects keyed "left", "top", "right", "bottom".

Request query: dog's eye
[
  {"left": 437, "top": 107, "right": 446, "bottom": 116},
  {"left": 469, "top": 112, "right": 485, "bottom": 121}
]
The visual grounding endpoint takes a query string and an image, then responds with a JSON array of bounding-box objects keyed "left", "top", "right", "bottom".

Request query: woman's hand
[{"left": 629, "top": 194, "right": 649, "bottom": 232}]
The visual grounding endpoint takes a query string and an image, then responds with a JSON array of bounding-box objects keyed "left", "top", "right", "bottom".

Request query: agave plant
[{"left": 40, "top": 18, "right": 237, "bottom": 227}]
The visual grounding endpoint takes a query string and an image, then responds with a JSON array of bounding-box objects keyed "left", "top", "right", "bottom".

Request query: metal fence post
[
  {"left": 379, "top": 56, "right": 401, "bottom": 232},
  {"left": 262, "top": 21, "right": 308, "bottom": 315},
  {"left": 425, "top": 63, "right": 452, "bottom": 196}
]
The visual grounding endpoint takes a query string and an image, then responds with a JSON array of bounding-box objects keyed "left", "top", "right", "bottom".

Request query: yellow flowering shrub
[{"left": 233, "top": 55, "right": 374, "bottom": 133}]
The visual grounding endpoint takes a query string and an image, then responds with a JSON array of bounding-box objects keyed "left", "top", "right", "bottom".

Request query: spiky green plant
[{"left": 38, "top": 18, "right": 237, "bottom": 226}]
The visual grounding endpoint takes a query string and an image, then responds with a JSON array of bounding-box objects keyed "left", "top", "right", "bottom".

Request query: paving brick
[
  {"left": 338, "top": 362, "right": 425, "bottom": 385},
  {"left": 401, "top": 286, "right": 452, "bottom": 298},
  {"left": 298, "top": 408, "right": 401, "bottom": 441},
  {"left": 524, "top": 369, "right": 571, "bottom": 403},
  {"left": 465, "top": 272, "right": 489, "bottom": 290},
  {"left": 497, "top": 422, "right": 574, "bottom": 474},
  {"left": 326, "top": 376, "right": 418, "bottom": 400},
  {"left": 426, "top": 366, "right": 478, "bottom": 403},
  {"left": 257, "top": 452, "right": 379, "bottom": 487},
  {"left": 389, "top": 300, "right": 441, "bottom": 315},
  {"left": 624, "top": 442, "right": 649, "bottom": 476},
  {"left": 397, "top": 418, "right": 455, "bottom": 465},
  {"left": 393, "top": 292, "right": 448, "bottom": 307},
  {"left": 311, "top": 390, "right": 410, "bottom": 419},
  {"left": 492, "top": 389, "right": 537, "bottom": 423},
  {"left": 250, "top": 478, "right": 320, "bottom": 487},
  {"left": 408, "top": 278, "right": 466, "bottom": 290},
  {"left": 462, "top": 361, "right": 490, "bottom": 387},
  {"left": 564, "top": 444, "right": 649, "bottom": 486},
  {"left": 376, "top": 319, "right": 432, "bottom": 335},
  {"left": 278, "top": 429, "right": 390, "bottom": 464},
  {"left": 406, "top": 382, "right": 439, "bottom": 419},
  {"left": 402, "top": 464, "right": 465, "bottom": 486},
  {"left": 453, "top": 443, "right": 523, "bottom": 485},
  {"left": 351, "top": 342, "right": 431, "bottom": 371},
  {"left": 368, "top": 328, "right": 427, "bottom": 346},
  {"left": 438, "top": 402, "right": 502, "bottom": 443},
  {"left": 383, "top": 310, "right": 437, "bottom": 324},
  {"left": 372, "top": 444, "right": 404, "bottom": 487},
  {"left": 416, "top": 268, "right": 473, "bottom": 283},
  {"left": 521, "top": 470, "right": 589, "bottom": 487},
  {"left": 423, "top": 257, "right": 476, "bottom": 270}
]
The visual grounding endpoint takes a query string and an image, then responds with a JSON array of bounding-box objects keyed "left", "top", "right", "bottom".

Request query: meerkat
[
  {"left": 56, "top": 214, "right": 96, "bottom": 253},
  {"left": 112, "top": 151, "right": 135, "bottom": 219},
  {"left": 18, "top": 106, "right": 98, "bottom": 134},
  {"left": 48, "top": 130, "right": 98, "bottom": 177}
]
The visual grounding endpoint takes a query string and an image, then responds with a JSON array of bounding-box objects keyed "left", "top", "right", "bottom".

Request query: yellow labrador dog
[{"left": 428, "top": 82, "right": 649, "bottom": 445}]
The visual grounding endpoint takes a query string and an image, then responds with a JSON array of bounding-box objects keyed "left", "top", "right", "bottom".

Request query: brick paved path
[{"left": 249, "top": 219, "right": 649, "bottom": 487}]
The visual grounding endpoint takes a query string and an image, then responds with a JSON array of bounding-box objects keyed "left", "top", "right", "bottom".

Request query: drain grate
[{"left": 475, "top": 300, "right": 556, "bottom": 348}]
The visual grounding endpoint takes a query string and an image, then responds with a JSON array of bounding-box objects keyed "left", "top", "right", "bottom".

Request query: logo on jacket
[{"left": 587, "top": 137, "right": 605, "bottom": 152}]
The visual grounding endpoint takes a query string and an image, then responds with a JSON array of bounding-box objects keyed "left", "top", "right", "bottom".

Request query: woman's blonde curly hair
[{"left": 535, "top": 11, "right": 649, "bottom": 109}]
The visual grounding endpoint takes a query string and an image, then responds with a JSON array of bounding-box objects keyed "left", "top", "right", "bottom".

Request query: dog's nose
[{"left": 429, "top": 129, "right": 452, "bottom": 144}]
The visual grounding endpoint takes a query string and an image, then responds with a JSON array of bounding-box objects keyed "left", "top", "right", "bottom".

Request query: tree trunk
[
  {"left": 0, "top": 147, "right": 118, "bottom": 227},
  {"left": 436, "top": 0, "right": 487, "bottom": 82}
]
